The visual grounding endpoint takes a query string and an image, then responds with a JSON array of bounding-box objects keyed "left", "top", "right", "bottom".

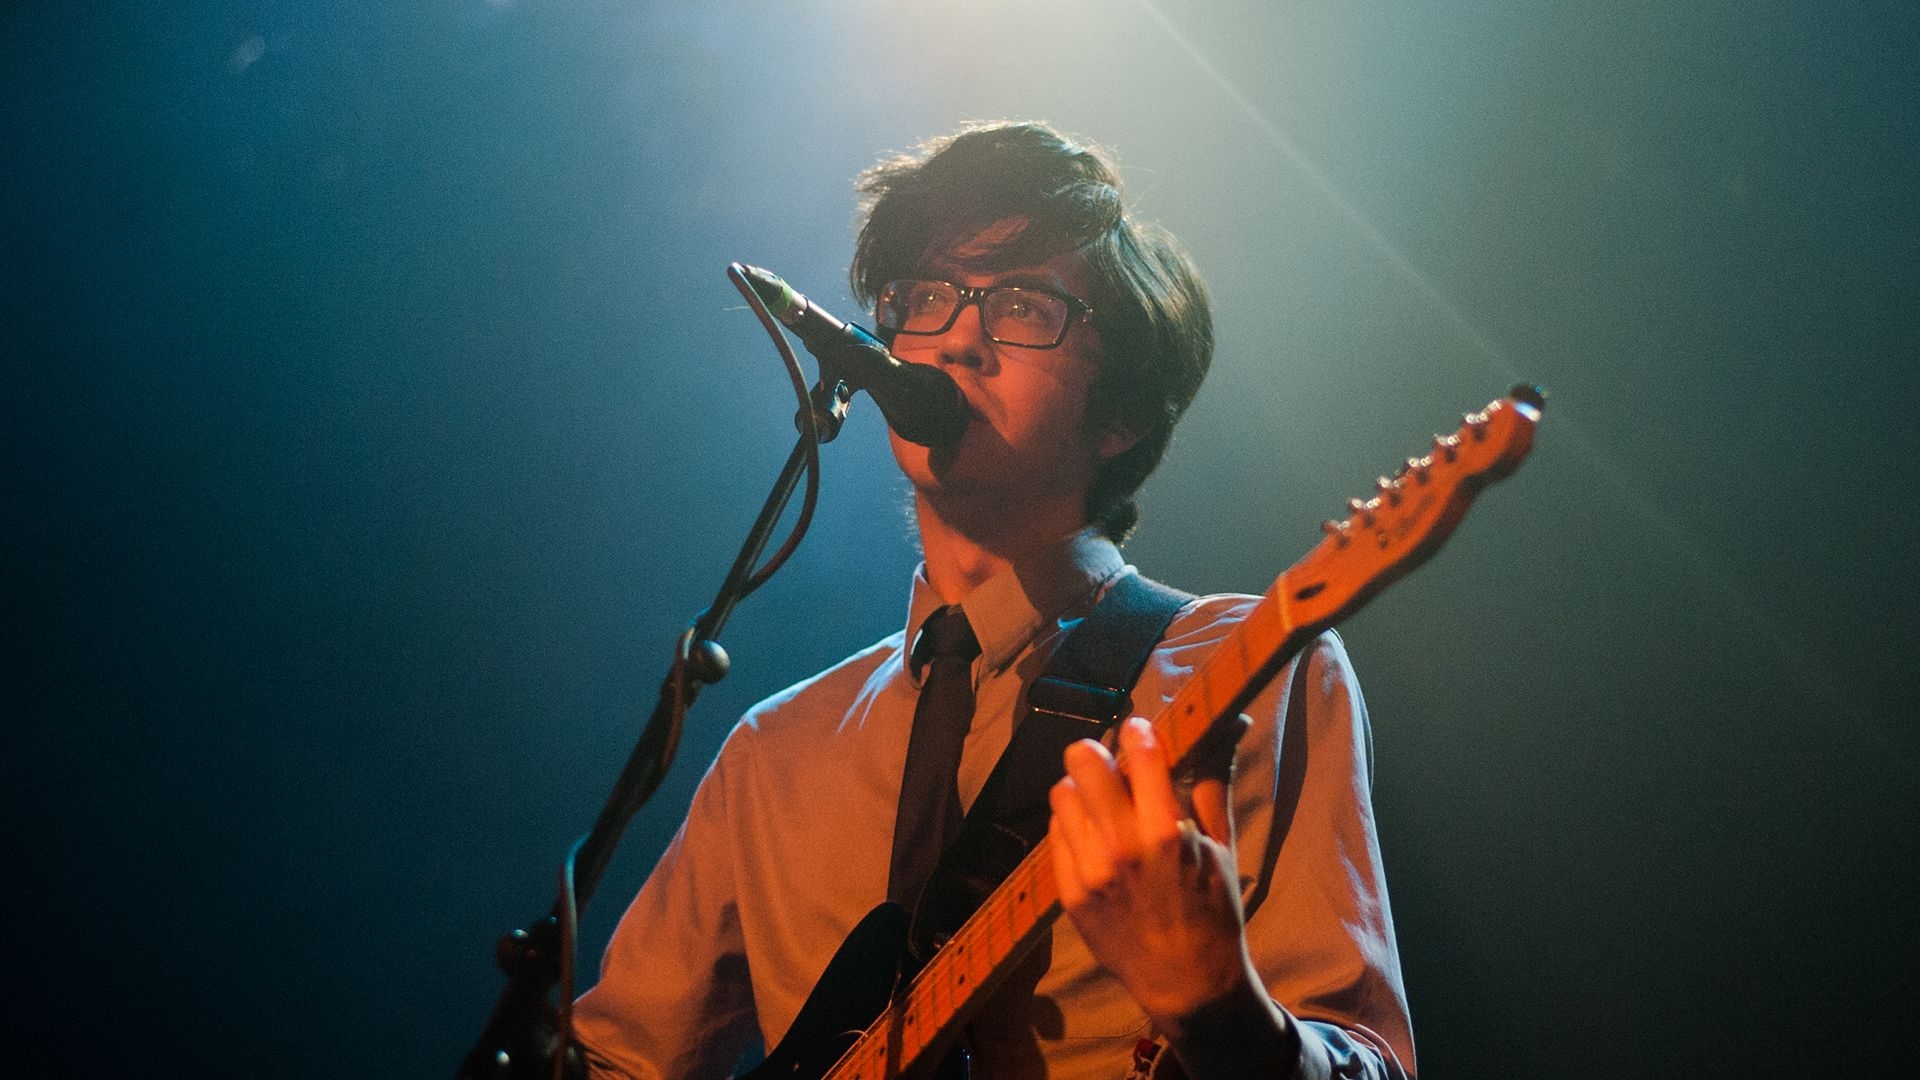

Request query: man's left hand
[{"left": 1048, "top": 716, "right": 1263, "bottom": 1025}]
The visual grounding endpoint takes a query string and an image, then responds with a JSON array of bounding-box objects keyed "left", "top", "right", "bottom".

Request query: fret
[
  {"left": 1236, "top": 601, "right": 1263, "bottom": 662},
  {"left": 1028, "top": 841, "right": 1059, "bottom": 909},
  {"left": 1212, "top": 615, "right": 1248, "bottom": 678},
  {"left": 918, "top": 975, "right": 940, "bottom": 1048},
  {"left": 1171, "top": 695, "right": 1202, "bottom": 757},
  {"left": 1258, "top": 587, "right": 1290, "bottom": 646},
  {"left": 1205, "top": 644, "right": 1238, "bottom": 712},
  {"left": 947, "top": 933, "right": 971, "bottom": 1010},
  {"left": 1214, "top": 644, "right": 1238, "bottom": 701},
  {"left": 1246, "top": 608, "right": 1268, "bottom": 659},
  {"left": 965, "top": 918, "right": 985, "bottom": 973},
  {"left": 939, "top": 946, "right": 959, "bottom": 1018},
  {"left": 1009, "top": 860, "right": 1037, "bottom": 929},
  {"left": 1268, "top": 572, "right": 1296, "bottom": 648},
  {"left": 1218, "top": 622, "right": 1251, "bottom": 698},
  {"left": 1193, "top": 667, "right": 1217, "bottom": 728},
  {"left": 926, "top": 956, "right": 947, "bottom": 1029},
  {"left": 983, "top": 890, "right": 1011, "bottom": 963},
  {"left": 902, "top": 987, "right": 925, "bottom": 1059},
  {"left": 965, "top": 920, "right": 992, "bottom": 1002}
]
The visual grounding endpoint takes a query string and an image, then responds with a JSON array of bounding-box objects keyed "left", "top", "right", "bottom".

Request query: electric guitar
[{"left": 743, "top": 386, "right": 1545, "bottom": 1080}]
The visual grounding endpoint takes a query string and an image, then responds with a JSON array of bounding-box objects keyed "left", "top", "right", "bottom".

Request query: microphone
[{"left": 736, "top": 264, "right": 969, "bottom": 448}]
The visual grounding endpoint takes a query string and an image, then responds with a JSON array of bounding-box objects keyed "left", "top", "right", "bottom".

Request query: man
[{"left": 573, "top": 122, "right": 1414, "bottom": 1079}]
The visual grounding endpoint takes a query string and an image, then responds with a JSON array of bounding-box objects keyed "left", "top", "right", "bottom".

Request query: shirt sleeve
[
  {"left": 572, "top": 730, "right": 760, "bottom": 1080},
  {"left": 1231, "top": 630, "right": 1416, "bottom": 1080}
]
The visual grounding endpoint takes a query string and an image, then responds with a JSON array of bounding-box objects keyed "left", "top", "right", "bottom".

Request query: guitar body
[
  {"left": 741, "top": 903, "right": 907, "bottom": 1080},
  {"left": 741, "top": 904, "right": 971, "bottom": 1080}
]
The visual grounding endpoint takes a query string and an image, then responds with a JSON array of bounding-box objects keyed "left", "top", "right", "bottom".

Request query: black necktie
[{"left": 888, "top": 605, "right": 982, "bottom": 907}]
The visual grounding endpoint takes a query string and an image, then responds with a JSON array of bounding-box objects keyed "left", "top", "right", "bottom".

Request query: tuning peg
[
  {"left": 1401, "top": 455, "right": 1431, "bottom": 483},
  {"left": 1375, "top": 475, "right": 1403, "bottom": 506},
  {"left": 1320, "top": 518, "right": 1351, "bottom": 547},
  {"left": 1347, "top": 496, "right": 1377, "bottom": 528},
  {"left": 1464, "top": 410, "right": 1490, "bottom": 440},
  {"left": 1432, "top": 433, "right": 1460, "bottom": 463}
]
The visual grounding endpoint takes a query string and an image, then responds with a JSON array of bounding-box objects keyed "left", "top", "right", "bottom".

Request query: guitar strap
[{"left": 903, "top": 570, "right": 1195, "bottom": 967}]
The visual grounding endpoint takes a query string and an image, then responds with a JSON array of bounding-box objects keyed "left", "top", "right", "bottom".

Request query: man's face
[{"left": 884, "top": 219, "right": 1127, "bottom": 514}]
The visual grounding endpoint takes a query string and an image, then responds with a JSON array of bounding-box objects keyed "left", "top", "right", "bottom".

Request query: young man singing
[{"left": 573, "top": 122, "right": 1415, "bottom": 1080}]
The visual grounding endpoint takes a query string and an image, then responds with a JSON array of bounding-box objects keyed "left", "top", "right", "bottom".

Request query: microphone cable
[{"left": 547, "top": 263, "right": 829, "bottom": 1079}]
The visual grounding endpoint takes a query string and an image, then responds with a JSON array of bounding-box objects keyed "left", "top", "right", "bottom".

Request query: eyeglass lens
[{"left": 879, "top": 281, "right": 1071, "bottom": 347}]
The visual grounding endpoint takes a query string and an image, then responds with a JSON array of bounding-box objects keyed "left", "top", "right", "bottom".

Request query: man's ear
[{"left": 1096, "top": 423, "right": 1144, "bottom": 461}]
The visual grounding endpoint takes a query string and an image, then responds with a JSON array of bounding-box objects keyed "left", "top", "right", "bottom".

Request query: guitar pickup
[{"left": 1025, "top": 675, "right": 1130, "bottom": 727}]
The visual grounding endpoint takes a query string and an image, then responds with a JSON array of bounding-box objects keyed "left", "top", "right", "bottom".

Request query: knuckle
[{"left": 1082, "top": 860, "right": 1119, "bottom": 896}]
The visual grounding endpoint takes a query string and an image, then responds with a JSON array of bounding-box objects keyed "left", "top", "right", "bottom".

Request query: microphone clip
[{"left": 802, "top": 369, "right": 853, "bottom": 443}]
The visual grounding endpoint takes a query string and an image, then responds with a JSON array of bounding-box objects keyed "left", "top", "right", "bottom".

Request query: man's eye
[
  {"left": 1001, "top": 293, "right": 1048, "bottom": 323},
  {"left": 910, "top": 288, "right": 947, "bottom": 313}
]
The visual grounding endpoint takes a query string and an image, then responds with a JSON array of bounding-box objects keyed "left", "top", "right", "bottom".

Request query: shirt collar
[{"left": 903, "top": 527, "right": 1129, "bottom": 685}]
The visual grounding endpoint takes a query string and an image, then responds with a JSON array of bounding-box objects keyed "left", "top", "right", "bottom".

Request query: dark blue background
[{"left": 5, "top": 3, "right": 1915, "bottom": 1076}]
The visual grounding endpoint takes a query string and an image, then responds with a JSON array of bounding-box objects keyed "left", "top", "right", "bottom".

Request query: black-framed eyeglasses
[{"left": 875, "top": 279, "right": 1094, "bottom": 349}]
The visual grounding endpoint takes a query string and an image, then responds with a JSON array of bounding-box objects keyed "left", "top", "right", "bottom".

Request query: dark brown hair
[{"left": 850, "top": 121, "right": 1213, "bottom": 543}]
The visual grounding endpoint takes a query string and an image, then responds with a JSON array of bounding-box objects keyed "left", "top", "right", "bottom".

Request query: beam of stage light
[
  {"left": 1132, "top": 0, "right": 1519, "bottom": 383},
  {"left": 1132, "top": 0, "right": 1847, "bottom": 714}
]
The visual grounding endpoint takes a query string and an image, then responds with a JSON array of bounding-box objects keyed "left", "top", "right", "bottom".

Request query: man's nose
[{"left": 931, "top": 297, "right": 992, "bottom": 371}]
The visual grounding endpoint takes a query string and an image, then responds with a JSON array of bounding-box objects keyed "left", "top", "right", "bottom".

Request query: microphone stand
[{"left": 456, "top": 281, "right": 856, "bottom": 1080}]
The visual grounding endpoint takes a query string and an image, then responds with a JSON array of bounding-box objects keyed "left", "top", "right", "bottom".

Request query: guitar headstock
[{"left": 1278, "top": 384, "right": 1544, "bottom": 631}]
